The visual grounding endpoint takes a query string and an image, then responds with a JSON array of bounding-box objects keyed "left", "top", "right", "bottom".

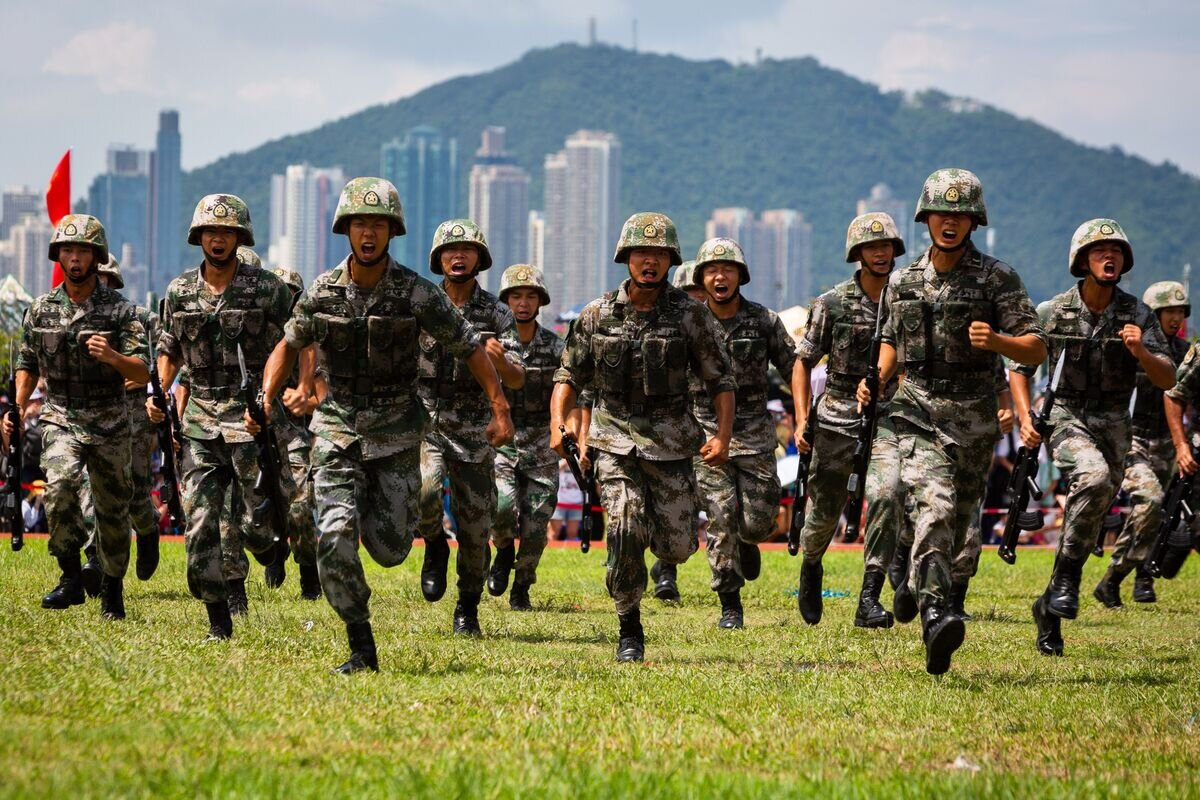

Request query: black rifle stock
[
  {"left": 787, "top": 394, "right": 819, "bottom": 557},
  {"left": 1147, "top": 466, "right": 1194, "bottom": 578},
  {"left": 238, "top": 344, "right": 290, "bottom": 557},
  {"left": 560, "top": 425, "right": 601, "bottom": 553},
  {"left": 148, "top": 339, "right": 185, "bottom": 536},
  {"left": 3, "top": 344, "right": 23, "bottom": 551},
  {"left": 841, "top": 309, "right": 884, "bottom": 543}
]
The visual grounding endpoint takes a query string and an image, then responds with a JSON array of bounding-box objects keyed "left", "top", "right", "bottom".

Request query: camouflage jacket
[
  {"left": 689, "top": 298, "right": 797, "bottom": 456},
  {"left": 797, "top": 272, "right": 897, "bottom": 437},
  {"left": 17, "top": 283, "right": 147, "bottom": 443},
  {"left": 881, "top": 242, "right": 1044, "bottom": 448},
  {"left": 498, "top": 322, "right": 563, "bottom": 469},
  {"left": 419, "top": 280, "right": 521, "bottom": 463},
  {"left": 1131, "top": 333, "right": 1188, "bottom": 439},
  {"left": 158, "top": 261, "right": 291, "bottom": 443},
  {"left": 555, "top": 281, "right": 736, "bottom": 461},
  {"left": 286, "top": 256, "right": 480, "bottom": 460}
]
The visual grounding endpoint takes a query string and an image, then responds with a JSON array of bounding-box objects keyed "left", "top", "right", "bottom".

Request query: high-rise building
[
  {"left": 1, "top": 186, "right": 43, "bottom": 240},
  {"left": 468, "top": 127, "right": 530, "bottom": 292},
  {"left": 527, "top": 211, "right": 545, "bottom": 272},
  {"left": 88, "top": 145, "right": 150, "bottom": 298},
  {"left": 538, "top": 130, "right": 620, "bottom": 321},
  {"left": 270, "top": 164, "right": 346, "bottom": 285},
  {"left": 706, "top": 207, "right": 813, "bottom": 310},
  {"left": 9, "top": 213, "right": 54, "bottom": 298},
  {"left": 148, "top": 110, "right": 182, "bottom": 296},
  {"left": 380, "top": 126, "right": 457, "bottom": 269},
  {"left": 856, "top": 183, "right": 914, "bottom": 255}
]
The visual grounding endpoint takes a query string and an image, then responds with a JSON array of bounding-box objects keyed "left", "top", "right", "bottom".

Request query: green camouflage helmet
[
  {"left": 498, "top": 263, "right": 550, "bottom": 305},
  {"left": 672, "top": 260, "right": 699, "bottom": 290},
  {"left": 96, "top": 255, "right": 124, "bottom": 289},
  {"left": 694, "top": 237, "right": 750, "bottom": 285},
  {"left": 1069, "top": 218, "right": 1133, "bottom": 277},
  {"left": 332, "top": 177, "right": 406, "bottom": 236},
  {"left": 845, "top": 212, "right": 906, "bottom": 263},
  {"left": 429, "top": 218, "right": 493, "bottom": 274},
  {"left": 1142, "top": 280, "right": 1189, "bottom": 317},
  {"left": 613, "top": 212, "right": 682, "bottom": 266},
  {"left": 237, "top": 246, "right": 262, "bottom": 268},
  {"left": 188, "top": 194, "right": 254, "bottom": 246},
  {"left": 272, "top": 266, "right": 305, "bottom": 294},
  {"left": 48, "top": 214, "right": 110, "bottom": 264},
  {"left": 914, "top": 168, "right": 987, "bottom": 226}
]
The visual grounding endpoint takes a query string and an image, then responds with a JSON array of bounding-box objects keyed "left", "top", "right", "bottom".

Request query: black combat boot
[
  {"left": 1045, "top": 553, "right": 1086, "bottom": 620},
  {"left": 1132, "top": 565, "right": 1157, "bottom": 603},
  {"left": 453, "top": 591, "right": 482, "bottom": 636},
  {"left": 99, "top": 574, "right": 125, "bottom": 621},
  {"left": 227, "top": 578, "right": 249, "bottom": 616},
  {"left": 81, "top": 545, "right": 103, "bottom": 599},
  {"left": 135, "top": 532, "right": 160, "bottom": 581},
  {"left": 854, "top": 571, "right": 894, "bottom": 629},
  {"left": 948, "top": 580, "right": 972, "bottom": 621},
  {"left": 738, "top": 540, "right": 762, "bottom": 582},
  {"left": 616, "top": 607, "right": 644, "bottom": 662},
  {"left": 205, "top": 600, "right": 233, "bottom": 641},
  {"left": 334, "top": 621, "right": 379, "bottom": 674},
  {"left": 1032, "top": 593, "right": 1063, "bottom": 656},
  {"left": 421, "top": 535, "right": 451, "bottom": 602},
  {"left": 509, "top": 581, "right": 533, "bottom": 612},
  {"left": 888, "top": 543, "right": 911, "bottom": 590},
  {"left": 263, "top": 539, "right": 289, "bottom": 589},
  {"left": 41, "top": 553, "right": 85, "bottom": 609},
  {"left": 1093, "top": 562, "right": 1133, "bottom": 609},
  {"left": 487, "top": 544, "right": 516, "bottom": 597},
  {"left": 299, "top": 562, "right": 322, "bottom": 600},
  {"left": 650, "top": 560, "right": 680, "bottom": 603},
  {"left": 717, "top": 590, "right": 744, "bottom": 629},
  {"left": 797, "top": 560, "right": 823, "bottom": 625},
  {"left": 921, "top": 604, "right": 966, "bottom": 675}
]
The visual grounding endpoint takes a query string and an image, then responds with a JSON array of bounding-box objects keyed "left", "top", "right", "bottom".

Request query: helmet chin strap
[
  {"left": 710, "top": 288, "right": 740, "bottom": 305},
  {"left": 931, "top": 234, "right": 971, "bottom": 253},
  {"left": 445, "top": 269, "right": 477, "bottom": 284},
  {"left": 205, "top": 251, "right": 238, "bottom": 269}
]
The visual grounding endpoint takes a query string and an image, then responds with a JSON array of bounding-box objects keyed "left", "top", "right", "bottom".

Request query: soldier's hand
[
  {"left": 86, "top": 334, "right": 118, "bottom": 364},
  {"left": 1019, "top": 416, "right": 1042, "bottom": 450},
  {"left": 483, "top": 337, "right": 507, "bottom": 365},
  {"left": 1177, "top": 447, "right": 1199, "bottom": 476},
  {"left": 1, "top": 414, "right": 12, "bottom": 441},
  {"left": 243, "top": 403, "right": 270, "bottom": 436},
  {"left": 1119, "top": 324, "right": 1146, "bottom": 355},
  {"left": 855, "top": 378, "right": 872, "bottom": 411},
  {"left": 146, "top": 396, "right": 165, "bottom": 424},
  {"left": 968, "top": 321, "right": 997, "bottom": 351},
  {"left": 700, "top": 435, "right": 730, "bottom": 467},
  {"left": 486, "top": 408, "right": 514, "bottom": 447},
  {"left": 997, "top": 407, "right": 1015, "bottom": 435},
  {"left": 281, "top": 387, "right": 309, "bottom": 417},
  {"left": 794, "top": 414, "right": 811, "bottom": 454}
]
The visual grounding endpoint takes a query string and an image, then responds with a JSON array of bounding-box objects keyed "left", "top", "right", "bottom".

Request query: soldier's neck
[
  {"left": 627, "top": 283, "right": 663, "bottom": 311},
  {"left": 62, "top": 276, "right": 97, "bottom": 305},
  {"left": 857, "top": 269, "right": 888, "bottom": 303},
  {"left": 515, "top": 319, "right": 538, "bottom": 343},
  {"left": 929, "top": 244, "right": 967, "bottom": 273},
  {"left": 201, "top": 260, "right": 237, "bottom": 295},
  {"left": 443, "top": 278, "right": 476, "bottom": 307},
  {"left": 348, "top": 258, "right": 385, "bottom": 291},
  {"left": 706, "top": 294, "right": 741, "bottom": 320},
  {"left": 1080, "top": 277, "right": 1116, "bottom": 314}
]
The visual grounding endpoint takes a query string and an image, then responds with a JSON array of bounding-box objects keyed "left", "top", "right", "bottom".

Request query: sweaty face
[
  {"left": 58, "top": 243, "right": 96, "bottom": 285},
  {"left": 505, "top": 287, "right": 542, "bottom": 322},
  {"left": 1086, "top": 242, "right": 1125, "bottom": 285},
  {"left": 701, "top": 261, "right": 741, "bottom": 305},
  {"left": 1159, "top": 306, "right": 1187, "bottom": 338},
  {"left": 858, "top": 240, "right": 896, "bottom": 276},
  {"left": 200, "top": 228, "right": 239, "bottom": 268},
  {"left": 627, "top": 247, "right": 671, "bottom": 288},
  {"left": 440, "top": 244, "right": 481, "bottom": 282},
  {"left": 926, "top": 212, "right": 975, "bottom": 251},
  {"left": 348, "top": 216, "right": 392, "bottom": 267}
]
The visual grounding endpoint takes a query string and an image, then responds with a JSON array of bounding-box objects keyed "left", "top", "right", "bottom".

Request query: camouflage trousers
[
  {"left": 81, "top": 395, "right": 162, "bottom": 549},
  {"left": 181, "top": 436, "right": 276, "bottom": 603},
  {"left": 1112, "top": 434, "right": 1169, "bottom": 568},
  {"left": 891, "top": 487, "right": 983, "bottom": 583},
  {"left": 695, "top": 451, "right": 780, "bottom": 592},
  {"left": 1048, "top": 407, "right": 1130, "bottom": 562},
  {"left": 42, "top": 421, "right": 132, "bottom": 578},
  {"left": 219, "top": 480, "right": 248, "bottom": 582},
  {"left": 417, "top": 441, "right": 497, "bottom": 598},
  {"left": 596, "top": 452, "right": 700, "bottom": 614},
  {"left": 284, "top": 434, "right": 318, "bottom": 568},
  {"left": 492, "top": 450, "right": 557, "bottom": 586},
  {"left": 862, "top": 417, "right": 903, "bottom": 576},
  {"left": 896, "top": 420, "right": 993, "bottom": 608},
  {"left": 312, "top": 438, "right": 419, "bottom": 625}
]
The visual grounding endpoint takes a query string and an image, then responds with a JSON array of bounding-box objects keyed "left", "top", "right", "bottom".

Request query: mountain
[{"left": 183, "top": 43, "right": 1200, "bottom": 303}]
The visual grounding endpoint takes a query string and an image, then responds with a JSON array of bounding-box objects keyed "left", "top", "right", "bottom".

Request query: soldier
[
  {"left": 416, "top": 219, "right": 525, "bottom": 635},
  {"left": 1014, "top": 219, "right": 1173, "bottom": 656},
  {"left": 237, "top": 246, "right": 262, "bottom": 268},
  {"left": 672, "top": 260, "right": 706, "bottom": 303},
  {"left": 794, "top": 213, "right": 905, "bottom": 629},
  {"left": 254, "top": 177, "right": 512, "bottom": 671},
  {"left": 1095, "top": 281, "right": 1190, "bottom": 607},
  {"left": 857, "top": 169, "right": 1047, "bottom": 674},
  {"left": 688, "top": 237, "right": 797, "bottom": 629},
  {"left": 148, "top": 194, "right": 294, "bottom": 640},
  {"left": 5, "top": 215, "right": 149, "bottom": 619},
  {"left": 487, "top": 265, "right": 563, "bottom": 610},
  {"left": 550, "top": 212, "right": 736, "bottom": 662}
]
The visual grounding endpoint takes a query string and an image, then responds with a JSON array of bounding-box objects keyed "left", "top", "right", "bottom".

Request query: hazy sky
[{"left": 4, "top": 1, "right": 1198, "bottom": 197}]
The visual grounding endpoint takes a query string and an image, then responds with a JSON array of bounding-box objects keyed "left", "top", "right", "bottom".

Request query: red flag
[{"left": 45, "top": 149, "right": 71, "bottom": 287}]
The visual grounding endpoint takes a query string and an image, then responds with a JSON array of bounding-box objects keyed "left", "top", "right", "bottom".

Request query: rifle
[
  {"left": 998, "top": 350, "right": 1066, "bottom": 565},
  {"left": 1147, "top": 466, "right": 1194, "bottom": 578},
  {"left": 787, "top": 393, "right": 819, "bottom": 556},
  {"left": 560, "top": 425, "right": 602, "bottom": 553},
  {"left": 841, "top": 307, "right": 884, "bottom": 543},
  {"left": 3, "top": 343, "right": 23, "bottom": 551},
  {"left": 147, "top": 334, "right": 185, "bottom": 536},
  {"left": 238, "top": 343, "right": 290, "bottom": 563}
]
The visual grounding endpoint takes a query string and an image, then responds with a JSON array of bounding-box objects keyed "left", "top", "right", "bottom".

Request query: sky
[{"left": 3, "top": 0, "right": 1199, "bottom": 199}]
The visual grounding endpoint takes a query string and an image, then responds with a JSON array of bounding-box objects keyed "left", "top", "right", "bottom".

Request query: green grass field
[{"left": 1, "top": 539, "right": 1198, "bottom": 799}]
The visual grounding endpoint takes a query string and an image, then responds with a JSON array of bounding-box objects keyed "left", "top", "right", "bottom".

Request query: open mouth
[
  {"left": 938, "top": 228, "right": 960, "bottom": 245},
  {"left": 640, "top": 269, "right": 659, "bottom": 281},
  {"left": 1100, "top": 261, "right": 1118, "bottom": 279},
  {"left": 360, "top": 242, "right": 377, "bottom": 258},
  {"left": 712, "top": 282, "right": 731, "bottom": 298}
]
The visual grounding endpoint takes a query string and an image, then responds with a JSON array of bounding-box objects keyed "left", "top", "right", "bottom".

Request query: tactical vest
[
  {"left": 418, "top": 289, "right": 500, "bottom": 406},
  {"left": 310, "top": 266, "right": 418, "bottom": 409},
  {"left": 891, "top": 253, "right": 997, "bottom": 395},
  {"left": 825, "top": 281, "right": 876, "bottom": 395},
  {"left": 504, "top": 330, "right": 561, "bottom": 429},
  {"left": 593, "top": 289, "right": 690, "bottom": 417},
  {"left": 1130, "top": 333, "right": 1185, "bottom": 437},
  {"left": 691, "top": 304, "right": 770, "bottom": 411},
  {"left": 1048, "top": 290, "right": 1138, "bottom": 411},
  {"left": 171, "top": 266, "right": 273, "bottom": 399},
  {"left": 30, "top": 295, "right": 126, "bottom": 408}
]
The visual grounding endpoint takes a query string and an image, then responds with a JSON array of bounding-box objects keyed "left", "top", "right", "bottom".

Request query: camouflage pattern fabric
[
  {"left": 331, "top": 177, "right": 406, "bottom": 236},
  {"left": 127, "top": 393, "right": 160, "bottom": 537},
  {"left": 417, "top": 444, "right": 496, "bottom": 597},
  {"left": 1046, "top": 407, "right": 1132, "bottom": 560},
  {"left": 429, "top": 219, "right": 493, "bottom": 273},
  {"left": 49, "top": 214, "right": 110, "bottom": 263},
  {"left": 862, "top": 416, "right": 903, "bottom": 575},
  {"left": 697, "top": 452, "right": 779, "bottom": 591},
  {"left": 492, "top": 451, "right": 557, "bottom": 586},
  {"left": 844, "top": 212, "right": 906, "bottom": 263},
  {"left": 914, "top": 168, "right": 987, "bottom": 226},
  {"left": 694, "top": 237, "right": 750, "bottom": 286},
  {"left": 613, "top": 212, "right": 683, "bottom": 266},
  {"left": 283, "top": 425, "right": 318, "bottom": 568},
  {"left": 219, "top": 478, "right": 249, "bottom": 582},
  {"left": 1112, "top": 433, "right": 1172, "bottom": 567},
  {"left": 498, "top": 323, "right": 562, "bottom": 465},
  {"left": 1068, "top": 218, "right": 1133, "bottom": 278},
  {"left": 1142, "top": 281, "right": 1189, "bottom": 314},
  {"left": 188, "top": 194, "right": 254, "bottom": 246},
  {"left": 596, "top": 452, "right": 699, "bottom": 614}
]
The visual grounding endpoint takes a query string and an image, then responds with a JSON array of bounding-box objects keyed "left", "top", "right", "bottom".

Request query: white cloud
[
  {"left": 42, "top": 22, "right": 155, "bottom": 94},
  {"left": 237, "top": 79, "right": 323, "bottom": 104}
]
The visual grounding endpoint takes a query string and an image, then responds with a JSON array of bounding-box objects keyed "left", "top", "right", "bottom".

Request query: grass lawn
[{"left": 1, "top": 538, "right": 1198, "bottom": 799}]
